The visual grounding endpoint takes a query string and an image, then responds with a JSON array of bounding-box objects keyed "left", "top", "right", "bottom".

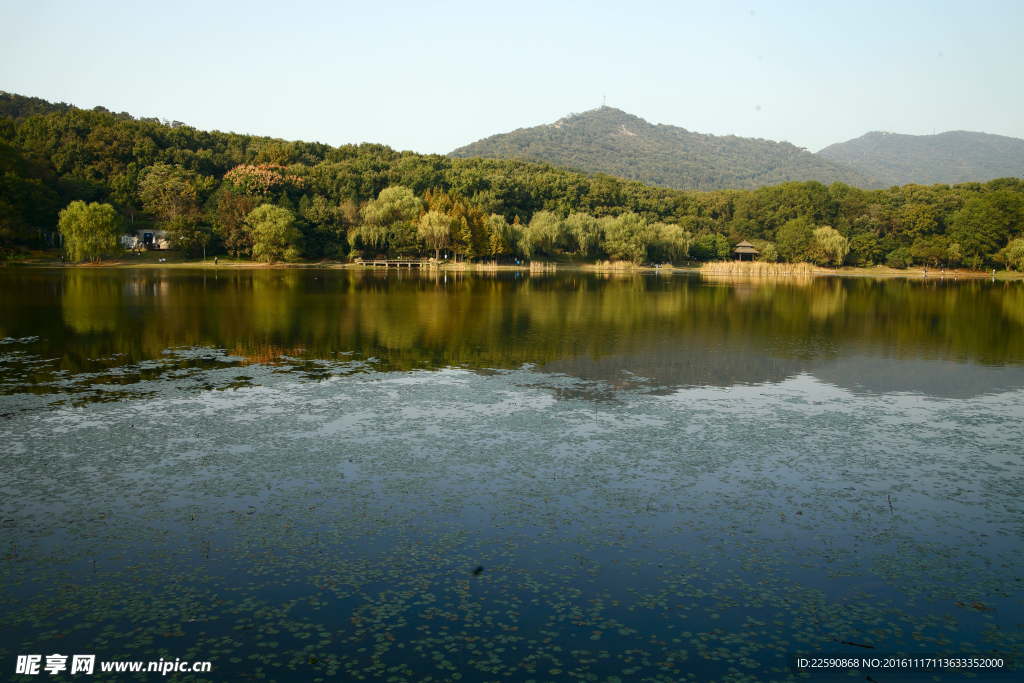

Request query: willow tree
[
  {"left": 809, "top": 226, "right": 850, "bottom": 267},
  {"left": 58, "top": 201, "right": 121, "bottom": 263},
  {"left": 649, "top": 222, "right": 692, "bottom": 262},
  {"left": 564, "top": 212, "right": 601, "bottom": 256},
  {"left": 350, "top": 186, "right": 421, "bottom": 254},
  {"left": 522, "top": 211, "right": 566, "bottom": 257},
  {"left": 601, "top": 212, "right": 650, "bottom": 264},
  {"left": 418, "top": 211, "right": 451, "bottom": 260}
]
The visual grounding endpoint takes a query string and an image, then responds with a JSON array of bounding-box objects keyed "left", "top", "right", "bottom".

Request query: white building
[{"left": 122, "top": 229, "right": 170, "bottom": 250}]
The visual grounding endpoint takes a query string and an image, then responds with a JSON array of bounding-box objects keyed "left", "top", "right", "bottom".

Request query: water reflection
[{"left": 2, "top": 268, "right": 1023, "bottom": 400}]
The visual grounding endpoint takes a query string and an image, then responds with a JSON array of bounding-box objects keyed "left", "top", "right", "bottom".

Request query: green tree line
[{"left": 1, "top": 98, "right": 1022, "bottom": 269}]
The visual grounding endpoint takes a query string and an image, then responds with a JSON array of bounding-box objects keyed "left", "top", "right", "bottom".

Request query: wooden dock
[{"left": 354, "top": 258, "right": 431, "bottom": 268}]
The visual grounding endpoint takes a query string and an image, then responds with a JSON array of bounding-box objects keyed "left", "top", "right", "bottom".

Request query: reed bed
[
  {"left": 530, "top": 261, "right": 557, "bottom": 272},
  {"left": 700, "top": 260, "right": 814, "bottom": 276},
  {"left": 590, "top": 260, "right": 635, "bottom": 271}
]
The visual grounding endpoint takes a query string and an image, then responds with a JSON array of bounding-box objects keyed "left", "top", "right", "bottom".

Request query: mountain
[
  {"left": 448, "top": 107, "right": 878, "bottom": 191},
  {"left": 817, "top": 130, "right": 1024, "bottom": 187}
]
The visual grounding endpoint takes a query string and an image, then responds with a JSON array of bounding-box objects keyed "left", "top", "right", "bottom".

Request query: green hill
[
  {"left": 817, "top": 130, "right": 1024, "bottom": 187},
  {"left": 1, "top": 91, "right": 79, "bottom": 121},
  {"left": 449, "top": 107, "right": 878, "bottom": 191}
]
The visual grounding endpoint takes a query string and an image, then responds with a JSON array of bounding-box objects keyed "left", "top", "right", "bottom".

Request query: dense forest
[
  {"left": 819, "top": 130, "right": 1024, "bottom": 187},
  {"left": 1, "top": 91, "right": 1023, "bottom": 269},
  {"left": 450, "top": 107, "right": 878, "bottom": 191}
]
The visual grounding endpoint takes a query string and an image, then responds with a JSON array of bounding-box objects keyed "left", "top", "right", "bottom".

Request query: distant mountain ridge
[
  {"left": 449, "top": 107, "right": 879, "bottom": 191},
  {"left": 817, "top": 130, "right": 1024, "bottom": 187}
]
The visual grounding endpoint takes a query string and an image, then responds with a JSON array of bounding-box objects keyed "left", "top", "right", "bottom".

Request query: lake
[{"left": 1, "top": 268, "right": 1022, "bottom": 682}]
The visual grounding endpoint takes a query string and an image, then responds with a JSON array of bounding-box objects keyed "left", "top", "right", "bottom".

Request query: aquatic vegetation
[
  {"left": 1, "top": 270, "right": 1022, "bottom": 682},
  {"left": 700, "top": 261, "right": 815, "bottom": 276},
  {"left": 1, "top": 361, "right": 1022, "bottom": 682}
]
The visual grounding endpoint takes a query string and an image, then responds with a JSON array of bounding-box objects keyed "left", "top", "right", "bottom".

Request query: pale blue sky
[{"left": 2, "top": 0, "right": 1021, "bottom": 154}]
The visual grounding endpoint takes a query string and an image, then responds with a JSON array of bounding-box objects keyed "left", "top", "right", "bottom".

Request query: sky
[{"left": 2, "top": 0, "right": 1022, "bottom": 154}]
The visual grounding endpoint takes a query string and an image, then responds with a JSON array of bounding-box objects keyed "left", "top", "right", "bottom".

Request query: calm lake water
[{"left": 1, "top": 268, "right": 1022, "bottom": 682}]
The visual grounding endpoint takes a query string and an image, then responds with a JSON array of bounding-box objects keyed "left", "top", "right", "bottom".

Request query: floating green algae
[{"left": 1, "top": 361, "right": 1021, "bottom": 682}]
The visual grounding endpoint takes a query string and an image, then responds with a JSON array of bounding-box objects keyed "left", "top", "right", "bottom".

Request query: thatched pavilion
[{"left": 733, "top": 240, "right": 760, "bottom": 261}]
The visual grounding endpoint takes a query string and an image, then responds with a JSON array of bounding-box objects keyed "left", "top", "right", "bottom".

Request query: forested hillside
[
  {"left": 1, "top": 92, "right": 1022, "bottom": 271},
  {"left": 818, "top": 130, "right": 1024, "bottom": 187},
  {"left": 449, "top": 107, "right": 878, "bottom": 191}
]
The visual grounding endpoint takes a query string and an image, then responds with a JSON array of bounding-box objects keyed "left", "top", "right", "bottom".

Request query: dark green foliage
[
  {"left": 450, "top": 107, "right": 878, "bottom": 191},
  {"left": 818, "top": 130, "right": 1024, "bottom": 187},
  {"left": 689, "top": 233, "right": 729, "bottom": 262},
  {"left": 0, "top": 138, "right": 61, "bottom": 254},
  {"left": 776, "top": 218, "right": 815, "bottom": 262},
  {"left": 909, "top": 236, "right": 949, "bottom": 267},
  {"left": 886, "top": 247, "right": 913, "bottom": 269},
  {"left": 849, "top": 233, "right": 883, "bottom": 266}
]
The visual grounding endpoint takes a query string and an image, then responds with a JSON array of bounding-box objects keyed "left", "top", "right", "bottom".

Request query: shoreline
[{"left": 2, "top": 254, "right": 1018, "bottom": 279}]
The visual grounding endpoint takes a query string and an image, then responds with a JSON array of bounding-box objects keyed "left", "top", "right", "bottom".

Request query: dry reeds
[
  {"left": 530, "top": 261, "right": 557, "bottom": 273},
  {"left": 591, "top": 260, "right": 634, "bottom": 271},
  {"left": 700, "top": 261, "right": 814, "bottom": 276}
]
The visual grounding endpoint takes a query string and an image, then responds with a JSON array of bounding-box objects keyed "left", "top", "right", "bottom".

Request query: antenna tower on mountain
[{"left": 603, "top": 93, "right": 605, "bottom": 109}]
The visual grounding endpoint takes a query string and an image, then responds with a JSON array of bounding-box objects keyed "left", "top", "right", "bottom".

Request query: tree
[
  {"left": 247, "top": 205, "right": 303, "bottom": 263},
  {"left": 998, "top": 238, "right": 1024, "bottom": 271},
  {"left": 896, "top": 203, "right": 939, "bottom": 240},
  {"left": 450, "top": 215, "right": 476, "bottom": 261},
  {"left": 776, "top": 218, "right": 815, "bottom": 262},
  {"left": 223, "top": 163, "right": 304, "bottom": 198},
  {"left": 649, "top": 222, "right": 692, "bottom": 262},
  {"left": 485, "top": 214, "right": 514, "bottom": 258},
  {"left": 139, "top": 163, "right": 199, "bottom": 225},
  {"left": 58, "top": 201, "right": 121, "bottom": 262},
  {"left": 849, "top": 233, "right": 883, "bottom": 266},
  {"left": 689, "top": 233, "right": 729, "bottom": 261},
  {"left": 758, "top": 243, "right": 779, "bottom": 262},
  {"left": 947, "top": 242, "right": 963, "bottom": 266},
  {"left": 886, "top": 247, "right": 913, "bottom": 269},
  {"left": 0, "top": 138, "right": 61, "bottom": 255},
  {"left": 522, "top": 211, "right": 566, "bottom": 257},
  {"left": 214, "top": 190, "right": 257, "bottom": 257},
  {"left": 564, "top": 212, "right": 601, "bottom": 256},
  {"left": 300, "top": 195, "right": 348, "bottom": 258},
  {"left": 601, "top": 212, "right": 650, "bottom": 264},
  {"left": 350, "top": 186, "right": 420, "bottom": 253},
  {"left": 948, "top": 196, "right": 1004, "bottom": 263},
  {"left": 167, "top": 219, "right": 215, "bottom": 258},
  {"left": 909, "top": 236, "right": 949, "bottom": 267},
  {"left": 418, "top": 211, "right": 451, "bottom": 260},
  {"left": 808, "top": 226, "right": 849, "bottom": 267},
  {"left": 138, "top": 163, "right": 219, "bottom": 257}
]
